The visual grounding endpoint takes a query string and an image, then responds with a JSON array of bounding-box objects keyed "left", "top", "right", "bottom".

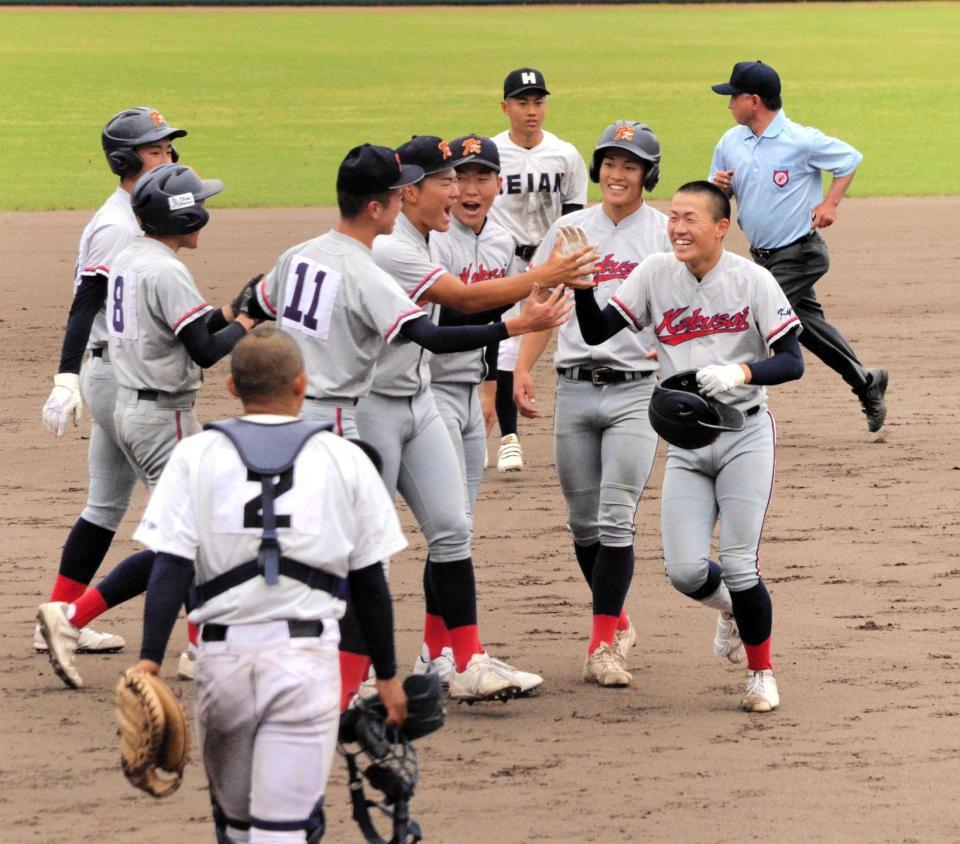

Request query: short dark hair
[
  {"left": 337, "top": 188, "right": 393, "bottom": 219},
  {"left": 230, "top": 327, "right": 304, "bottom": 403},
  {"left": 675, "top": 180, "right": 731, "bottom": 222},
  {"left": 760, "top": 93, "right": 782, "bottom": 111}
]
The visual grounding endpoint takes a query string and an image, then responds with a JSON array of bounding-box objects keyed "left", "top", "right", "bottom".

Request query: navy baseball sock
[
  {"left": 730, "top": 580, "right": 774, "bottom": 670},
  {"left": 422, "top": 558, "right": 449, "bottom": 659},
  {"left": 69, "top": 549, "right": 156, "bottom": 629},
  {"left": 429, "top": 558, "right": 481, "bottom": 670},
  {"left": 589, "top": 545, "right": 634, "bottom": 652},
  {"left": 495, "top": 370, "right": 518, "bottom": 436},
  {"left": 574, "top": 541, "right": 599, "bottom": 589},
  {"left": 683, "top": 560, "right": 723, "bottom": 601},
  {"left": 50, "top": 517, "right": 115, "bottom": 603}
]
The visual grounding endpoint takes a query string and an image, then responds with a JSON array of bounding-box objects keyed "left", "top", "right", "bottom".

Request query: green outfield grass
[{"left": 0, "top": 2, "right": 956, "bottom": 209}]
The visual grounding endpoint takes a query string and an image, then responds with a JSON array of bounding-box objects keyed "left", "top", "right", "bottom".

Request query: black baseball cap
[
  {"left": 396, "top": 135, "right": 460, "bottom": 177},
  {"left": 449, "top": 134, "right": 501, "bottom": 173},
  {"left": 712, "top": 61, "right": 781, "bottom": 99},
  {"left": 503, "top": 67, "right": 550, "bottom": 99},
  {"left": 336, "top": 144, "right": 424, "bottom": 195}
]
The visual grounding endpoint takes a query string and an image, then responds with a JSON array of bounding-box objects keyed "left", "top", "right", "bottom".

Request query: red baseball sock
[
  {"left": 447, "top": 625, "right": 482, "bottom": 672},
  {"left": 187, "top": 621, "right": 199, "bottom": 648},
  {"left": 422, "top": 613, "right": 450, "bottom": 660},
  {"left": 589, "top": 614, "right": 620, "bottom": 654},
  {"left": 617, "top": 610, "right": 630, "bottom": 632},
  {"left": 744, "top": 638, "right": 773, "bottom": 671},
  {"left": 68, "top": 588, "right": 108, "bottom": 630},
  {"left": 50, "top": 575, "right": 87, "bottom": 605},
  {"left": 339, "top": 651, "right": 372, "bottom": 712}
]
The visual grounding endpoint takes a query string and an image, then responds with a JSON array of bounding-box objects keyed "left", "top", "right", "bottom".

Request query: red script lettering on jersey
[
  {"left": 593, "top": 254, "right": 638, "bottom": 284},
  {"left": 459, "top": 263, "right": 508, "bottom": 284},
  {"left": 656, "top": 306, "right": 751, "bottom": 346}
]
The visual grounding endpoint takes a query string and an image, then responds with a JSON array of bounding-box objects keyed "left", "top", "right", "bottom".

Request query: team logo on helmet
[
  {"left": 148, "top": 110, "right": 166, "bottom": 128},
  {"left": 614, "top": 125, "right": 636, "bottom": 142},
  {"left": 773, "top": 169, "right": 789, "bottom": 187},
  {"left": 438, "top": 140, "right": 452, "bottom": 160},
  {"left": 461, "top": 137, "right": 483, "bottom": 156}
]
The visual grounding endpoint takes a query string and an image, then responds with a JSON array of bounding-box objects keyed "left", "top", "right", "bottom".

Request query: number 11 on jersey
[{"left": 280, "top": 257, "right": 341, "bottom": 340}]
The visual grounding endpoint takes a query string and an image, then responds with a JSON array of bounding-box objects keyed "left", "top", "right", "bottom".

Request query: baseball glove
[
  {"left": 114, "top": 668, "right": 190, "bottom": 798},
  {"left": 231, "top": 273, "right": 274, "bottom": 322}
]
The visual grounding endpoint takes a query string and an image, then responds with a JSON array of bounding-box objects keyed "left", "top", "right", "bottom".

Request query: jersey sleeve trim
[
  {"left": 610, "top": 295, "right": 644, "bottom": 331},
  {"left": 172, "top": 303, "right": 213, "bottom": 333},
  {"left": 385, "top": 309, "right": 427, "bottom": 342},
  {"left": 81, "top": 264, "right": 111, "bottom": 276},
  {"left": 258, "top": 277, "right": 277, "bottom": 315},
  {"left": 766, "top": 314, "right": 801, "bottom": 345},
  {"left": 410, "top": 267, "right": 445, "bottom": 305}
]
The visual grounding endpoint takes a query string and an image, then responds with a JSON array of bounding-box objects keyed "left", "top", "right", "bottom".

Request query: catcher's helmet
[
  {"left": 131, "top": 164, "right": 222, "bottom": 236},
  {"left": 102, "top": 107, "right": 187, "bottom": 178},
  {"left": 649, "top": 370, "right": 745, "bottom": 450},
  {"left": 589, "top": 120, "right": 661, "bottom": 192}
]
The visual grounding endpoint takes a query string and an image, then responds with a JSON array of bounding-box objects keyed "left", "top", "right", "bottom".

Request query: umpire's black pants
[{"left": 752, "top": 231, "right": 869, "bottom": 392}]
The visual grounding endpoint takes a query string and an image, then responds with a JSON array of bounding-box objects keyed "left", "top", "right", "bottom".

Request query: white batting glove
[
  {"left": 556, "top": 225, "right": 596, "bottom": 287},
  {"left": 41, "top": 373, "right": 83, "bottom": 436},
  {"left": 696, "top": 364, "right": 746, "bottom": 398}
]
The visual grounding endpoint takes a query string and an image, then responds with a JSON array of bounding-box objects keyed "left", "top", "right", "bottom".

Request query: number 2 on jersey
[
  {"left": 279, "top": 257, "right": 341, "bottom": 340},
  {"left": 243, "top": 469, "right": 293, "bottom": 529}
]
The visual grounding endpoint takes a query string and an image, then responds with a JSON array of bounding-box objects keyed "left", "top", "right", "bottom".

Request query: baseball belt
[
  {"left": 515, "top": 244, "right": 537, "bottom": 262},
  {"left": 557, "top": 366, "right": 654, "bottom": 385}
]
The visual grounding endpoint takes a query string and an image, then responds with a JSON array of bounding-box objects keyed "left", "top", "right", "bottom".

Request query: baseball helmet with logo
[
  {"left": 102, "top": 107, "right": 187, "bottom": 178},
  {"left": 648, "top": 370, "right": 745, "bottom": 450},
  {"left": 589, "top": 120, "right": 661, "bottom": 192},
  {"left": 131, "top": 164, "right": 222, "bottom": 236}
]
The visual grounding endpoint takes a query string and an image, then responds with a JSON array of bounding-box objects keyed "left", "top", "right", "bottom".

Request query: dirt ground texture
[{"left": 1, "top": 198, "right": 958, "bottom": 843}]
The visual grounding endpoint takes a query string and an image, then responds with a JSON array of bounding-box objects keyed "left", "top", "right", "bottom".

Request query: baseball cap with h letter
[{"left": 503, "top": 67, "right": 550, "bottom": 99}]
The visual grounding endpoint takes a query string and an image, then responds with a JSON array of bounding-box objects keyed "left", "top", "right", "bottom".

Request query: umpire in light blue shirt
[{"left": 709, "top": 60, "right": 888, "bottom": 433}]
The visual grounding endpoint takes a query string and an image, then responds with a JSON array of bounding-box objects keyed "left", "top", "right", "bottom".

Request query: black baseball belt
[
  {"left": 557, "top": 366, "right": 655, "bottom": 386},
  {"left": 515, "top": 244, "right": 538, "bottom": 262},
  {"left": 749, "top": 231, "right": 816, "bottom": 261},
  {"left": 202, "top": 619, "right": 324, "bottom": 642}
]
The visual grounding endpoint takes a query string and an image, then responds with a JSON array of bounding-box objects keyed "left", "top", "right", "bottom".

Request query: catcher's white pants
[{"left": 195, "top": 620, "right": 341, "bottom": 843}]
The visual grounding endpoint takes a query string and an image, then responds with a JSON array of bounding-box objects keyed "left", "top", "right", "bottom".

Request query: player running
[
  {"left": 513, "top": 121, "right": 674, "bottom": 687},
  {"left": 572, "top": 180, "right": 804, "bottom": 712}
]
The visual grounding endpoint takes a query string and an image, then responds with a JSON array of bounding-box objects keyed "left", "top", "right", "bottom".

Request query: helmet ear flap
[
  {"left": 643, "top": 162, "right": 660, "bottom": 192},
  {"left": 588, "top": 151, "right": 601, "bottom": 184},
  {"left": 170, "top": 145, "right": 180, "bottom": 164},
  {"left": 106, "top": 147, "right": 142, "bottom": 178}
]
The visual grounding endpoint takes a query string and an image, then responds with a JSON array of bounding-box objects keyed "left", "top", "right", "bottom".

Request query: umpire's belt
[
  {"left": 558, "top": 366, "right": 655, "bottom": 386},
  {"left": 202, "top": 619, "right": 325, "bottom": 642},
  {"left": 515, "top": 244, "right": 538, "bottom": 262},
  {"left": 749, "top": 231, "right": 815, "bottom": 261},
  {"left": 192, "top": 555, "right": 347, "bottom": 607}
]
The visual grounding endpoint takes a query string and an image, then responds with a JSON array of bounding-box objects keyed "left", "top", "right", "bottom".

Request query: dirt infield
[{"left": 2, "top": 198, "right": 958, "bottom": 843}]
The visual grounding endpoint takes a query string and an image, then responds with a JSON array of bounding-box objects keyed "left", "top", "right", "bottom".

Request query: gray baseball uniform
[
  {"left": 533, "top": 202, "right": 671, "bottom": 547},
  {"left": 358, "top": 213, "right": 472, "bottom": 561},
  {"left": 134, "top": 417, "right": 406, "bottom": 840},
  {"left": 256, "top": 229, "right": 425, "bottom": 437},
  {"left": 428, "top": 215, "right": 516, "bottom": 513},
  {"left": 609, "top": 249, "right": 800, "bottom": 591},
  {"left": 107, "top": 237, "right": 210, "bottom": 488}
]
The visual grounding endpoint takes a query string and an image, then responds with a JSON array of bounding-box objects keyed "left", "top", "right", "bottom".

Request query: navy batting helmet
[
  {"left": 131, "top": 164, "right": 222, "bottom": 236},
  {"left": 589, "top": 121, "right": 661, "bottom": 192},
  {"left": 102, "top": 107, "right": 187, "bottom": 178},
  {"left": 648, "top": 370, "right": 745, "bottom": 449}
]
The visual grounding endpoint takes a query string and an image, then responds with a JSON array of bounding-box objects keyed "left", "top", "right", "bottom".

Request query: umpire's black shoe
[{"left": 856, "top": 368, "right": 889, "bottom": 432}]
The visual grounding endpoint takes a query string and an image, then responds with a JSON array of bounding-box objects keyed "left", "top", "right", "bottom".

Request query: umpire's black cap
[
  {"left": 712, "top": 61, "right": 781, "bottom": 99},
  {"left": 449, "top": 134, "right": 501, "bottom": 173},
  {"left": 503, "top": 67, "right": 550, "bottom": 99},
  {"left": 337, "top": 144, "right": 424, "bottom": 195},
  {"left": 396, "top": 135, "right": 460, "bottom": 177}
]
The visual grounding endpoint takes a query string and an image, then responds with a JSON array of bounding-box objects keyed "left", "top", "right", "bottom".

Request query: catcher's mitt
[{"left": 114, "top": 668, "right": 189, "bottom": 798}]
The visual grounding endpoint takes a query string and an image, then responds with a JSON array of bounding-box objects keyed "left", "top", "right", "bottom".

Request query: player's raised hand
[
  {"left": 540, "top": 228, "right": 598, "bottom": 289},
  {"left": 510, "top": 284, "right": 574, "bottom": 334},
  {"left": 41, "top": 373, "right": 83, "bottom": 436},
  {"left": 513, "top": 367, "right": 539, "bottom": 418},
  {"left": 376, "top": 676, "right": 408, "bottom": 727}
]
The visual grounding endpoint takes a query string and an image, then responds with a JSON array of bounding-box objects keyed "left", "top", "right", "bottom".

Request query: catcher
[{"left": 121, "top": 327, "right": 408, "bottom": 842}]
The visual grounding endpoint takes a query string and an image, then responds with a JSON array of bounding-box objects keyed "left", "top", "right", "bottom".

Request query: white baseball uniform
[
  {"left": 256, "top": 229, "right": 426, "bottom": 436},
  {"left": 135, "top": 416, "right": 406, "bottom": 843}
]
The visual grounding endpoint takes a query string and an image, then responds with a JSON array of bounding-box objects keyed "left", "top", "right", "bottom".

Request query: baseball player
[
  {"left": 488, "top": 67, "right": 590, "bottom": 472},
  {"left": 513, "top": 121, "right": 676, "bottom": 687},
  {"left": 573, "top": 180, "right": 804, "bottom": 712},
  {"left": 709, "top": 60, "right": 887, "bottom": 431},
  {"left": 128, "top": 328, "right": 407, "bottom": 844},
  {"left": 251, "top": 141, "right": 587, "bottom": 704},
  {"left": 38, "top": 163, "right": 259, "bottom": 689},
  {"left": 35, "top": 107, "right": 185, "bottom": 657}
]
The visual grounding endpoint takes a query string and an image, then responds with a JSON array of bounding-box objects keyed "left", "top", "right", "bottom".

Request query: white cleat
[
  {"left": 614, "top": 620, "right": 638, "bottom": 659},
  {"left": 448, "top": 653, "right": 522, "bottom": 703},
  {"left": 486, "top": 655, "right": 543, "bottom": 695},
  {"left": 36, "top": 602, "right": 83, "bottom": 689},
  {"left": 741, "top": 669, "right": 779, "bottom": 713},
  {"left": 34, "top": 621, "right": 125, "bottom": 654},
  {"left": 714, "top": 612, "right": 746, "bottom": 664},
  {"left": 582, "top": 643, "right": 632, "bottom": 688},
  {"left": 412, "top": 646, "right": 456, "bottom": 690},
  {"left": 496, "top": 434, "right": 523, "bottom": 472},
  {"left": 177, "top": 646, "right": 197, "bottom": 681}
]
